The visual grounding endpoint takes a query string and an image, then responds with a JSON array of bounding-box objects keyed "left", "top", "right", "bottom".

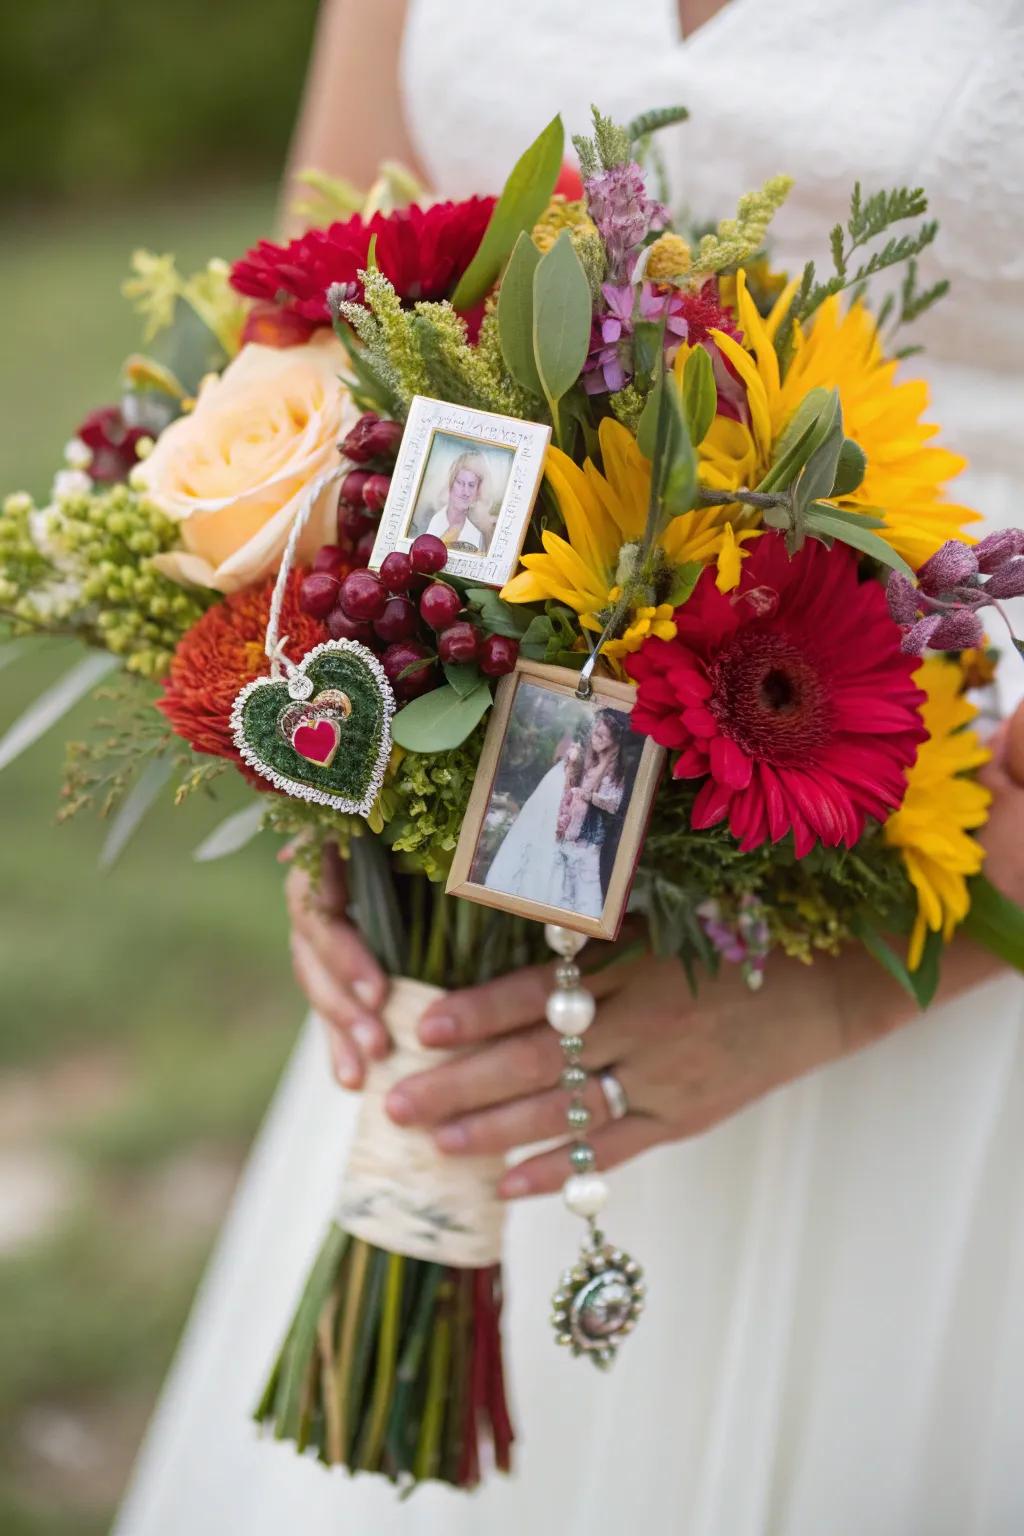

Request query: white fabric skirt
[{"left": 114, "top": 967, "right": 1024, "bottom": 1536}]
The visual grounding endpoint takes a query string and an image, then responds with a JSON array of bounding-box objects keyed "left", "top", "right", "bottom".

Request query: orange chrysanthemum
[{"left": 158, "top": 569, "right": 326, "bottom": 782}]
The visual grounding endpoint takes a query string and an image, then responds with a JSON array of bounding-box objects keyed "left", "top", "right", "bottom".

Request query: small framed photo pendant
[
  {"left": 447, "top": 661, "right": 665, "bottom": 941},
  {"left": 368, "top": 396, "right": 551, "bottom": 589}
]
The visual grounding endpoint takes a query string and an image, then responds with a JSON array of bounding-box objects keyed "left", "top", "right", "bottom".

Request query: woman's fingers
[
  {"left": 390, "top": 989, "right": 675, "bottom": 1129},
  {"left": 433, "top": 1076, "right": 609, "bottom": 1157},
  {"left": 326, "top": 1023, "right": 363, "bottom": 1094},
  {"left": 498, "top": 1117, "right": 664, "bottom": 1199},
  {"left": 290, "top": 932, "right": 385, "bottom": 1089},
  {"left": 416, "top": 943, "right": 646, "bottom": 1049},
  {"left": 388, "top": 1024, "right": 564, "bottom": 1126},
  {"left": 285, "top": 866, "right": 389, "bottom": 1057}
]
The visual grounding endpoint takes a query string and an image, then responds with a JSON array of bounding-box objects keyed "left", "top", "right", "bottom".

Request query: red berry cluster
[
  {"left": 336, "top": 411, "right": 404, "bottom": 566},
  {"left": 297, "top": 412, "right": 519, "bottom": 703}
]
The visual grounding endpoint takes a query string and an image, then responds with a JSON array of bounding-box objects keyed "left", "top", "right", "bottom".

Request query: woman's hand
[
  {"left": 386, "top": 701, "right": 1024, "bottom": 1198},
  {"left": 285, "top": 846, "right": 390, "bottom": 1089},
  {"left": 385, "top": 946, "right": 868, "bottom": 1199}
]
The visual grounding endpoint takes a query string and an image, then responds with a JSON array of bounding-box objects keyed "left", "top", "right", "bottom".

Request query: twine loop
[{"left": 264, "top": 462, "right": 346, "bottom": 679}]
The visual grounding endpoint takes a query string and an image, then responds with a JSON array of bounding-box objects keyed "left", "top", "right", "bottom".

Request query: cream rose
[{"left": 142, "top": 331, "right": 357, "bottom": 593}]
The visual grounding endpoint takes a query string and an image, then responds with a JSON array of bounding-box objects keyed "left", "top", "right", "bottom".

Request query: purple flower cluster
[
  {"left": 697, "top": 895, "right": 771, "bottom": 989},
  {"left": 584, "top": 162, "right": 666, "bottom": 280},
  {"left": 887, "top": 530, "right": 1024, "bottom": 654},
  {"left": 583, "top": 281, "right": 689, "bottom": 394}
]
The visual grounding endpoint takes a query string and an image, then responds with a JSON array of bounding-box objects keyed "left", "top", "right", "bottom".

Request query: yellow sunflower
[
  {"left": 884, "top": 658, "right": 992, "bottom": 968},
  {"left": 692, "top": 271, "right": 980, "bottom": 568},
  {"left": 500, "top": 416, "right": 755, "bottom": 661}
]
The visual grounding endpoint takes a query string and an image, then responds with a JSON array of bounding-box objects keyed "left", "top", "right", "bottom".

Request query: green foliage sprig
[
  {"left": 626, "top": 105, "right": 690, "bottom": 142},
  {"left": 775, "top": 184, "right": 946, "bottom": 369},
  {"left": 572, "top": 106, "right": 633, "bottom": 179},
  {"left": 337, "top": 272, "right": 539, "bottom": 420},
  {"left": 57, "top": 673, "right": 221, "bottom": 824}
]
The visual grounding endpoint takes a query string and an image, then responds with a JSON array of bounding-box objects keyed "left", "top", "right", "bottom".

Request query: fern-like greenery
[
  {"left": 627, "top": 104, "right": 690, "bottom": 141},
  {"left": 775, "top": 183, "right": 948, "bottom": 369}
]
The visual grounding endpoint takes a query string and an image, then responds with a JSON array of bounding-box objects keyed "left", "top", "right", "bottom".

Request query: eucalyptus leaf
[
  {"left": 148, "top": 299, "right": 229, "bottom": 401},
  {"left": 442, "top": 660, "right": 483, "bottom": 698},
  {"left": 532, "top": 232, "right": 593, "bottom": 413},
  {"left": 465, "top": 588, "right": 532, "bottom": 638},
  {"left": 758, "top": 386, "right": 840, "bottom": 493},
  {"left": 833, "top": 437, "right": 868, "bottom": 496},
  {"left": 497, "top": 233, "right": 543, "bottom": 395},
  {"left": 0, "top": 651, "right": 120, "bottom": 773},
  {"left": 805, "top": 506, "right": 915, "bottom": 578},
  {"left": 450, "top": 116, "right": 564, "bottom": 311},
  {"left": 193, "top": 801, "right": 266, "bottom": 862},
  {"left": 804, "top": 501, "right": 887, "bottom": 531},
  {"left": 99, "top": 754, "right": 176, "bottom": 871},
  {"left": 391, "top": 681, "right": 492, "bottom": 752},
  {"left": 682, "top": 345, "right": 716, "bottom": 445},
  {"left": 794, "top": 415, "right": 845, "bottom": 513}
]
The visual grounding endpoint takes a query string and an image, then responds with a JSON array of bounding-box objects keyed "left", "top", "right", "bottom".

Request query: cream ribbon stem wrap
[{"left": 333, "top": 977, "right": 505, "bottom": 1268}]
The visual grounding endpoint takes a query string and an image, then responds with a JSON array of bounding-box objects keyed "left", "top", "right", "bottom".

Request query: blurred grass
[{"left": 0, "top": 187, "right": 305, "bottom": 1534}]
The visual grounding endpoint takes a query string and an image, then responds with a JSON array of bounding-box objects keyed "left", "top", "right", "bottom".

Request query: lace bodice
[{"left": 402, "top": 0, "right": 1024, "bottom": 475}]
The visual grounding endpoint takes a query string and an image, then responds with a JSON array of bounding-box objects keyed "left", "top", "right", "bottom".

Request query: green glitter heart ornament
[
  {"left": 230, "top": 639, "right": 395, "bottom": 816},
  {"left": 227, "top": 462, "right": 395, "bottom": 820}
]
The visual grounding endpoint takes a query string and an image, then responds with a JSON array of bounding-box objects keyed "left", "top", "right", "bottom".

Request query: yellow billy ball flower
[
  {"left": 884, "top": 658, "right": 992, "bottom": 968},
  {"left": 645, "top": 234, "right": 692, "bottom": 280}
]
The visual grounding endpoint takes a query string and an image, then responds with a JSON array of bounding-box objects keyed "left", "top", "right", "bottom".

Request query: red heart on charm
[{"left": 292, "top": 716, "right": 341, "bottom": 768}]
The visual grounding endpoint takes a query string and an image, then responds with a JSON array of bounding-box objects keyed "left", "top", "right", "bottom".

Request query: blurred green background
[{"left": 0, "top": 6, "right": 321, "bottom": 1531}]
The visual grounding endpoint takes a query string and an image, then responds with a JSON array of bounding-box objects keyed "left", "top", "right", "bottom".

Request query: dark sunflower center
[{"left": 709, "top": 631, "right": 835, "bottom": 764}]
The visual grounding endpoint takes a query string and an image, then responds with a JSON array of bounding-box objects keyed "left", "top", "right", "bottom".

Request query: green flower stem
[
  {"left": 697, "top": 485, "right": 788, "bottom": 511},
  {"left": 357, "top": 1252, "right": 405, "bottom": 1470},
  {"left": 335, "top": 1237, "right": 371, "bottom": 1461},
  {"left": 414, "top": 1281, "right": 454, "bottom": 1481},
  {"left": 386, "top": 1261, "right": 444, "bottom": 1476},
  {"left": 423, "top": 883, "right": 449, "bottom": 987}
]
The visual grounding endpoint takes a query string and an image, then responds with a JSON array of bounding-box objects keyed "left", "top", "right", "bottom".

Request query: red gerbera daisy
[
  {"left": 229, "top": 197, "right": 496, "bottom": 341},
  {"left": 158, "top": 569, "right": 326, "bottom": 787},
  {"left": 626, "top": 533, "right": 927, "bottom": 857}
]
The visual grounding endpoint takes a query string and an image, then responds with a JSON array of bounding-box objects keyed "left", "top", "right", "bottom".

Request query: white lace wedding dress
[{"left": 115, "top": 2, "right": 1024, "bottom": 1531}]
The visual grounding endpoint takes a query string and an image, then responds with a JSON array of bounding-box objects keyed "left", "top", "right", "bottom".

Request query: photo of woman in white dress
[
  {"left": 475, "top": 688, "right": 636, "bottom": 920},
  {"left": 405, "top": 433, "right": 513, "bottom": 555}
]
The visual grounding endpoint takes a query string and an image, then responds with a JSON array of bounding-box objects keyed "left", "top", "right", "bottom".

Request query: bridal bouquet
[{"left": 4, "top": 105, "right": 1024, "bottom": 1492}]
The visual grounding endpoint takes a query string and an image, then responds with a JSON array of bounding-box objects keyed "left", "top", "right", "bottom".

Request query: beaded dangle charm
[{"left": 543, "top": 924, "right": 646, "bottom": 1369}]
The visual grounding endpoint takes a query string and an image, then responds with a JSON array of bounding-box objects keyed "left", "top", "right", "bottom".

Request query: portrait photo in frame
[
  {"left": 446, "top": 662, "right": 666, "bottom": 941},
  {"left": 368, "top": 396, "right": 552, "bottom": 588}
]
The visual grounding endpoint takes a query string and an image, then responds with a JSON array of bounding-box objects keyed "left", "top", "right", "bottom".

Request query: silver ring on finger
[{"left": 598, "top": 1069, "right": 629, "bottom": 1122}]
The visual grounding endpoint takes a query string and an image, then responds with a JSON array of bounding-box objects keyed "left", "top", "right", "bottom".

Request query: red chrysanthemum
[
  {"left": 158, "top": 569, "right": 327, "bottom": 787},
  {"left": 626, "top": 533, "right": 928, "bottom": 857},
  {"left": 229, "top": 197, "right": 496, "bottom": 340}
]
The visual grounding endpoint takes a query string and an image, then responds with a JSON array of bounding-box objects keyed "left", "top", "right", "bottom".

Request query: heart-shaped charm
[{"left": 230, "top": 640, "right": 395, "bottom": 817}]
